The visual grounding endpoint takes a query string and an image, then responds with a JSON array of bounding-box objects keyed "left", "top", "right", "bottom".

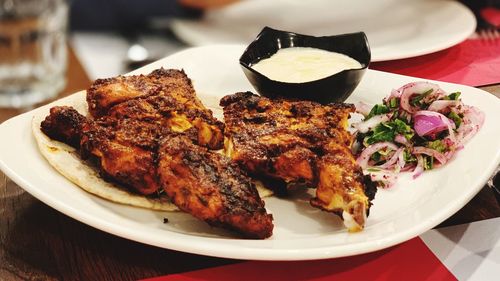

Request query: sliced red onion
[
  {"left": 388, "top": 88, "right": 402, "bottom": 99},
  {"left": 378, "top": 147, "right": 404, "bottom": 169},
  {"left": 413, "top": 146, "right": 448, "bottom": 165},
  {"left": 397, "top": 149, "right": 406, "bottom": 170},
  {"left": 398, "top": 82, "right": 441, "bottom": 113},
  {"left": 443, "top": 138, "right": 455, "bottom": 147},
  {"left": 355, "top": 101, "right": 372, "bottom": 117},
  {"left": 356, "top": 82, "right": 484, "bottom": 189},
  {"left": 455, "top": 105, "right": 485, "bottom": 147},
  {"left": 353, "top": 113, "right": 392, "bottom": 133},
  {"left": 400, "top": 90, "right": 420, "bottom": 114},
  {"left": 413, "top": 110, "right": 455, "bottom": 137},
  {"left": 401, "top": 163, "right": 416, "bottom": 172},
  {"left": 413, "top": 155, "right": 424, "bottom": 179},
  {"left": 466, "top": 105, "right": 485, "bottom": 127},
  {"left": 394, "top": 134, "right": 408, "bottom": 145},
  {"left": 444, "top": 151, "right": 455, "bottom": 161},
  {"left": 428, "top": 100, "right": 460, "bottom": 112},
  {"left": 356, "top": 142, "right": 398, "bottom": 169}
]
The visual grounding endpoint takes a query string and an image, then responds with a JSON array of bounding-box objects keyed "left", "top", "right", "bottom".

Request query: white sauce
[{"left": 251, "top": 47, "right": 362, "bottom": 83}]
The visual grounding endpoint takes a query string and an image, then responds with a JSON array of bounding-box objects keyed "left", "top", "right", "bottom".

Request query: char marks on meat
[
  {"left": 158, "top": 134, "right": 273, "bottom": 239},
  {"left": 87, "top": 68, "right": 224, "bottom": 149},
  {"left": 221, "top": 92, "right": 376, "bottom": 232},
  {"left": 41, "top": 69, "right": 273, "bottom": 239}
]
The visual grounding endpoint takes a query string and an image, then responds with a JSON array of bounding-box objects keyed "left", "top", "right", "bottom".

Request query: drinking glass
[{"left": 0, "top": 0, "right": 68, "bottom": 108}]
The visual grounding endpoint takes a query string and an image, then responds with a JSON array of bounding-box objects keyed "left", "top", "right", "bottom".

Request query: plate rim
[
  {"left": 170, "top": 0, "right": 476, "bottom": 62},
  {"left": 1, "top": 45, "right": 499, "bottom": 261}
]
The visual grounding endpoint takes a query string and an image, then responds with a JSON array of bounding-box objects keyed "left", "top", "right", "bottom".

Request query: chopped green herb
[
  {"left": 389, "top": 97, "right": 399, "bottom": 108},
  {"left": 378, "top": 148, "right": 393, "bottom": 156},
  {"left": 355, "top": 82, "right": 478, "bottom": 189},
  {"left": 365, "top": 123, "right": 395, "bottom": 144},
  {"left": 370, "top": 152, "right": 381, "bottom": 162},
  {"left": 447, "top": 92, "right": 461, "bottom": 100},
  {"left": 364, "top": 119, "right": 414, "bottom": 145},
  {"left": 366, "top": 104, "right": 390, "bottom": 120},
  {"left": 393, "top": 119, "right": 414, "bottom": 140},
  {"left": 426, "top": 140, "right": 446, "bottom": 153},
  {"left": 423, "top": 156, "right": 434, "bottom": 170},
  {"left": 448, "top": 111, "right": 462, "bottom": 128},
  {"left": 403, "top": 149, "right": 417, "bottom": 163},
  {"left": 410, "top": 89, "right": 433, "bottom": 107}
]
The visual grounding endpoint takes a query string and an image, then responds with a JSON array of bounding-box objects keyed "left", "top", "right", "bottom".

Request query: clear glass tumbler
[{"left": 0, "top": 0, "right": 67, "bottom": 108}]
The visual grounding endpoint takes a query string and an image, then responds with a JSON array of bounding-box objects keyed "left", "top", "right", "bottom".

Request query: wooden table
[{"left": 1, "top": 47, "right": 499, "bottom": 281}]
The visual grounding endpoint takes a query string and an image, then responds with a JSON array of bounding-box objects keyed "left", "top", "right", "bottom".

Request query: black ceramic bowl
[{"left": 240, "top": 27, "right": 371, "bottom": 104}]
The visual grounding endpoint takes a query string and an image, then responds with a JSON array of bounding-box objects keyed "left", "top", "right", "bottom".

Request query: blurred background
[
  {"left": 69, "top": 0, "right": 212, "bottom": 79},
  {"left": 0, "top": 0, "right": 498, "bottom": 110},
  {"left": 67, "top": 0, "right": 499, "bottom": 79}
]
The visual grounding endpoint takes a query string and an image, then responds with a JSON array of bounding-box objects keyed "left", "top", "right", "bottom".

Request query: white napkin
[{"left": 421, "top": 217, "right": 500, "bottom": 280}]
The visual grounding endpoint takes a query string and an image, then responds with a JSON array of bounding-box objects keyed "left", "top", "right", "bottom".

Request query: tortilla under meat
[{"left": 31, "top": 91, "right": 273, "bottom": 211}]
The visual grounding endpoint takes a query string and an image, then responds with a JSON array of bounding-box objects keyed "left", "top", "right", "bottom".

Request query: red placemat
[
  {"left": 371, "top": 38, "right": 500, "bottom": 87},
  {"left": 142, "top": 237, "right": 456, "bottom": 281},
  {"left": 481, "top": 7, "right": 500, "bottom": 27}
]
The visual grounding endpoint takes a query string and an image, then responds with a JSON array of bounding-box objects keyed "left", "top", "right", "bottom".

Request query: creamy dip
[{"left": 251, "top": 47, "right": 362, "bottom": 83}]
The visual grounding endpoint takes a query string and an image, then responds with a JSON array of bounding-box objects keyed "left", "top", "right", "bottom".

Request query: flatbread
[{"left": 31, "top": 91, "right": 273, "bottom": 212}]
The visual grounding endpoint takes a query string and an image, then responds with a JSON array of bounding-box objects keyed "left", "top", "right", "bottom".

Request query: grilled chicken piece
[
  {"left": 41, "top": 106, "right": 163, "bottom": 195},
  {"left": 158, "top": 134, "right": 273, "bottom": 238},
  {"left": 40, "top": 106, "right": 87, "bottom": 148},
  {"left": 220, "top": 92, "right": 353, "bottom": 187},
  {"left": 311, "top": 142, "right": 376, "bottom": 231},
  {"left": 41, "top": 106, "right": 273, "bottom": 238},
  {"left": 40, "top": 70, "right": 273, "bottom": 238},
  {"left": 107, "top": 93, "right": 223, "bottom": 150},
  {"left": 87, "top": 68, "right": 224, "bottom": 149},
  {"left": 221, "top": 92, "right": 376, "bottom": 231},
  {"left": 88, "top": 68, "right": 203, "bottom": 117}
]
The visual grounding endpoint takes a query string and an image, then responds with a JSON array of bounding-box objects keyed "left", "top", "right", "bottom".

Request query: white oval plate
[
  {"left": 171, "top": 0, "right": 476, "bottom": 62},
  {"left": 1, "top": 45, "right": 499, "bottom": 260}
]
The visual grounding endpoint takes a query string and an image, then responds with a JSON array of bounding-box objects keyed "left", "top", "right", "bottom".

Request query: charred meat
[
  {"left": 87, "top": 68, "right": 224, "bottom": 149},
  {"left": 40, "top": 69, "right": 273, "bottom": 238},
  {"left": 41, "top": 106, "right": 163, "bottom": 195},
  {"left": 221, "top": 92, "right": 376, "bottom": 231},
  {"left": 158, "top": 134, "right": 273, "bottom": 238}
]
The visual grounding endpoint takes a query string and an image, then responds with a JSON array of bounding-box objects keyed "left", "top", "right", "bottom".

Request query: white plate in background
[
  {"left": 1, "top": 45, "right": 499, "bottom": 260},
  {"left": 171, "top": 0, "right": 476, "bottom": 61}
]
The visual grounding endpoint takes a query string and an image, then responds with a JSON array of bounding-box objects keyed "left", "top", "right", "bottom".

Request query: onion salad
[{"left": 352, "top": 81, "right": 485, "bottom": 188}]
